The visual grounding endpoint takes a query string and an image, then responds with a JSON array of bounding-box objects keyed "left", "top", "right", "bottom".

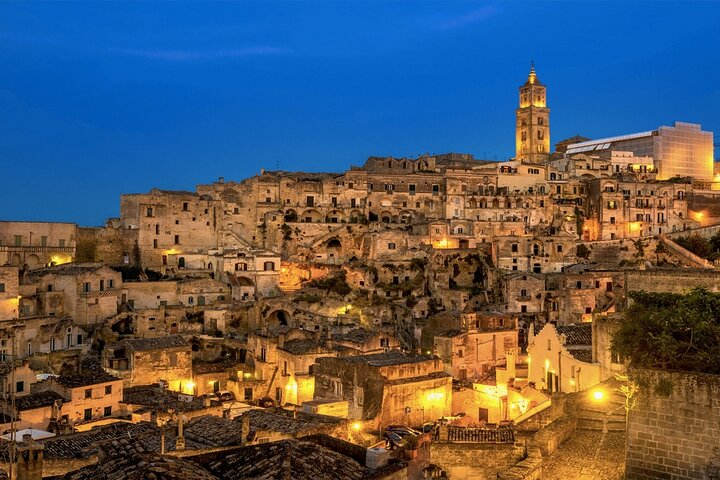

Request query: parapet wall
[{"left": 626, "top": 369, "right": 720, "bottom": 480}]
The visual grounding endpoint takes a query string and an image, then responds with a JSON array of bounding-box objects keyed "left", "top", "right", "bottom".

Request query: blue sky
[{"left": 1, "top": 1, "right": 719, "bottom": 225}]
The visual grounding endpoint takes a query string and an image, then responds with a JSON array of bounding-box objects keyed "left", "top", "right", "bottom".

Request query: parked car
[
  {"left": 215, "top": 390, "right": 236, "bottom": 402},
  {"left": 383, "top": 431, "right": 409, "bottom": 450},
  {"left": 386, "top": 425, "right": 421, "bottom": 437}
]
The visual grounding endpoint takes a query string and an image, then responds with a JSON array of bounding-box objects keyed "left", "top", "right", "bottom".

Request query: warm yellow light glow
[
  {"left": 691, "top": 211, "right": 705, "bottom": 223},
  {"left": 243, "top": 372, "right": 252, "bottom": 379},
  {"left": 592, "top": 390, "right": 605, "bottom": 401},
  {"left": 425, "top": 390, "right": 446, "bottom": 404},
  {"left": 629, "top": 222, "right": 642, "bottom": 233},
  {"left": 351, "top": 421, "right": 362, "bottom": 432},
  {"left": 569, "top": 379, "right": 576, "bottom": 387},
  {"left": 164, "top": 248, "right": 181, "bottom": 256},
  {"left": 182, "top": 381, "right": 196, "bottom": 394},
  {"left": 433, "top": 238, "right": 450, "bottom": 249},
  {"left": 50, "top": 254, "right": 72, "bottom": 266},
  {"left": 544, "top": 359, "right": 550, "bottom": 371},
  {"left": 337, "top": 304, "right": 354, "bottom": 315}
]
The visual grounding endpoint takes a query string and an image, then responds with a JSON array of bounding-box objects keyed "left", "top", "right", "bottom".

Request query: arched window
[{"left": 178, "top": 257, "right": 185, "bottom": 268}]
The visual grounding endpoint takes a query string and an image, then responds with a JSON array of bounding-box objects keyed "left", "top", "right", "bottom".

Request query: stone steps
[{"left": 577, "top": 417, "right": 627, "bottom": 432}]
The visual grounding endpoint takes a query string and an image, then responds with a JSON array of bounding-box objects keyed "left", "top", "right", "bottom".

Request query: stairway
[{"left": 574, "top": 384, "right": 627, "bottom": 433}]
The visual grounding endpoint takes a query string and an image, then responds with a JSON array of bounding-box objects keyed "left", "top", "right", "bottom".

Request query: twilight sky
[{"left": 1, "top": 1, "right": 719, "bottom": 225}]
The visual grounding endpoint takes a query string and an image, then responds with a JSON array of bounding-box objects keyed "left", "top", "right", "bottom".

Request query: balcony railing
[
  {"left": 0, "top": 246, "right": 75, "bottom": 253},
  {"left": 79, "top": 288, "right": 121, "bottom": 299}
]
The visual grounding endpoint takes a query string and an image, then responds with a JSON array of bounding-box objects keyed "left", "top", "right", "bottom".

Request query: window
[
  {"left": 84, "top": 409, "right": 92, "bottom": 421},
  {"left": 458, "top": 349, "right": 463, "bottom": 358},
  {"left": 169, "top": 353, "right": 177, "bottom": 367},
  {"left": 263, "top": 261, "right": 275, "bottom": 271},
  {"left": 183, "top": 202, "right": 188, "bottom": 211},
  {"left": 41, "top": 236, "right": 47, "bottom": 247},
  {"left": 0, "top": 284, "right": 4, "bottom": 293},
  {"left": 409, "top": 184, "right": 416, "bottom": 194},
  {"left": 14, "top": 235, "right": 22, "bottom": 246},
  {"left": 83, "top": 282, "right": 91, "bottom": 293},
  {"left": 108, "top": 279, "right": 114, "bottom": 289},
  {"left": 306, "top": 196, "right": 314, "bottom": 207},
  {"left": 146, "top": 207, "right": 153, "bottom": 217},
  {"left": 105, "top": 385, "right": 112, "bottom": 395},
  {"left": 85, "top": 389, "right": 92, "bottom": 399},
  {"left": 511, "top": 244, "right": 518, "bottom": 253},
  {"left": 557, "top": 245, "right": 563, "bottom": 253},
  {"left": 104, "top": 406, "right": 112, "bottom": 417},
  {"left": 15, "top": 381, "right": 24, "bottom": 393},
  {"left": 155, "top": 224, "right": 160, "bottom": 234},
  {"left": 388, "top": 243, "right": 396, "bottom": 250},
  {"left": 547, "top": 339, "right": 552, "bottom": 351},
  {"left": 174, "top": 235, "right": 180, "bottom": 244},
  {"left": 153, "top": 239, "right": 158, "bottom": 248},
  {"left": 59, "top": 239, "right": 66, "bottom": 247},
  {"left": 610, "top": 217, "right": 615, "bottom": 225},
  {"left": 432, "top": 184, "right": 439, "bottom": 194},
  {"left": 244, "top": 387, "right": 253, "bottom": 401}
]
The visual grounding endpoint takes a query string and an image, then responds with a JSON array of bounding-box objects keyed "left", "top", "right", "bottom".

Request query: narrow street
[{"left": 543, "top": 430, "right": 626, "bottom": 479}]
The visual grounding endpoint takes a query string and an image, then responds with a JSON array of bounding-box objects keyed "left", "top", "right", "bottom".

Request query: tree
[{"left": 611, "top": 288, "right": 720, "bottom": 374}]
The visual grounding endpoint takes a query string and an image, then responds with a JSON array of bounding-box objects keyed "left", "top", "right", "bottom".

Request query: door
[{"left": 479, "top": 408, "right": 489, "bottom": 423}]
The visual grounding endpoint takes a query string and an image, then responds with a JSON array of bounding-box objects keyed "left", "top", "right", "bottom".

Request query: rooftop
[
  {"left": 184, "top": 415, "right": 247, "bottom": 447},
  {"left": 122, "top": 335, "right": 189, "bottom": 352},
  {"left": 279, "top": 338, "right": 327, "bottom": 355},
  {"left": 54, "top": 358, "right": 120, "bottom": 388},
  {"left": 556, "top": 324, "right": 593, "bottom": 346},
  {"left": 204, "top": 439, "right": 369, "bottom": 480},
  {"left": 331, "top": 350, "right": 436, "bottom": 367},
  {"left": 242, "top": 409, "right": 342, "bottom": 436},
  {"left": 15, "top": 391, "right": 64, "bottom": 411},
  {"left": 123, "top": 385, "right": 216, "bottom": 412}
]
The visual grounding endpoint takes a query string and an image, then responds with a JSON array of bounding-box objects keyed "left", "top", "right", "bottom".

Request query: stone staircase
[{"left": 574, "top": 384, "right": 627, "bottom": 433}]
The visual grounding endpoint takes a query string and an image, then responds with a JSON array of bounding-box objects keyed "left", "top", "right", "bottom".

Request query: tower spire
[{"left": 528, "top": 61, "right": 537, "bottom": 84}]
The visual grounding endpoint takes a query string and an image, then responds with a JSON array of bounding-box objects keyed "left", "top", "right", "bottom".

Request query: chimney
[
  {"left": 175, "top": 414, "right": 186, "bottom": 451},
  {"left": 505, "top": 348, "right": 517, "bottom": 382},
  {"left": 17, "top": 434, "right": 44, "bottom": 480},
  {"left": 240, "top": 414, "right": 250, "bottom": 446}
]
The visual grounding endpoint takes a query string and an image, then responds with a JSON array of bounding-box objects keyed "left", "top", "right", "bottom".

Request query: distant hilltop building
[
  {"left": 515, "top": 63, "right": 550, "bottom": 164},
  {"left": 565, "top": 122, "right": 714, "bottom": 181}
]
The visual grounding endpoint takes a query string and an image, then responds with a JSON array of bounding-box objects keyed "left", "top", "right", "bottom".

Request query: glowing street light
[{"left": 592, "top": 389, "right": 605, "bottom": 401}]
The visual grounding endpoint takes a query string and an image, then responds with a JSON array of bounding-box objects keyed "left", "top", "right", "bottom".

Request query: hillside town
[{"left": 1, "top": 66, "right": 719, "bottom": 479}]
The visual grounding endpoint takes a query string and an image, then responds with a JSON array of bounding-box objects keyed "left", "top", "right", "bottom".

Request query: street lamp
[{"left": 591, "top": 389, "right": 605, "bottom": 401}]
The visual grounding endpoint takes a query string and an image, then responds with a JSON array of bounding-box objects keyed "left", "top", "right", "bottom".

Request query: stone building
[
  {"left": 434, "top": 312, "right": 518, "bottom": 380},
  {"left": 0, "top": 221, "right": 77, "bottom": 269},
  {"left": 526, "top": 322, "right": 601, "bottom": 394},
  {"left": 23, "top": 264, "right": 122, "bottom": 325},
  {"left": 313, "top": 350, "right": 452, "bottom": 427},
  {"left": 29, "top": 359, "right": 124, "bottom": 429},
  {"left": 103, "top": 335, "right": 193, "bottom": 392}
]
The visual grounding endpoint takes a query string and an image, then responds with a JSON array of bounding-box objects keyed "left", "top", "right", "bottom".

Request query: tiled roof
[
  {"left": 60, "top": 452, "right": 219, "bottom": 480},
  {"left": 556, "top": 324, "right": 592, "bottom": 346},
  {"left": 242, "top": 409, "right": 341, "bottom": 436},
  {"left": 568, "top": 348, "right": 593, "bottom": 363},
  {"left": 123, "top": 335, "right": 188, "bottom": 352},
  {"left": 41, "top": 422, "right": 156, "bottom": 459},
  {"left": 330, "top": 328, "right": 373, "bottom": 344},
  {"left": 331, "top": 350, "right": 435, "bottom": 367},
  {"left": 436, "top": 329, "right": 464, "bottom": 338},
  {"left": 123, "top": 385, "right": 215, "bottom": 412},
  {"left": 184, "top": 415, "right": 247, "bottom": 447},
  {"left": 205, "top": 439, "right": 369, "bottom": 480},
  {"left": 54, "top": 358, "right": 120, "bottom": 388},
  {"left": 15, "top": 391, "right": 64, "bottom": 411},
  {"left": 279, "top": 339, "right": 326, "bottom": 355},
  {"left": 192, "top": 359, "right": 238, "bottom": 374}
]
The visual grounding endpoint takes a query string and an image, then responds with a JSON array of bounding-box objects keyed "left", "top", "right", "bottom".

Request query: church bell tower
[{"left": 515, "top": 63, "right": 550, "bottom": 163}]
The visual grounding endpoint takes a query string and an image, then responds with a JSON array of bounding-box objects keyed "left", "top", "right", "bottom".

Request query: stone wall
[
  {"left": 626, "top": 369, "right": 720, "bottom": 479},
  {"left": 430, "top": 443, "right": 526, "bottom": 479}
]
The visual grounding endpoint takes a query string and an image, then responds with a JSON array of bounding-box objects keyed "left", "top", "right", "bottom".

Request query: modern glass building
[{"left": 565, "top": 122, "right": 714, "bottom": 181}]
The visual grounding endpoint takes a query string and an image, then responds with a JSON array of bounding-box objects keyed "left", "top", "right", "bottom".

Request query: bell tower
[{"left": 515, "top": 63, "right": 550, "bottom": 163}]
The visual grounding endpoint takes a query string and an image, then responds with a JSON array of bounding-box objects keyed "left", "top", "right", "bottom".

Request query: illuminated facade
[
  {"left": 515, "top": 63, "right": 550, "bottom": 163},
  {"left": 566, "top": 122, "right": 714, "bottom": 181}
]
